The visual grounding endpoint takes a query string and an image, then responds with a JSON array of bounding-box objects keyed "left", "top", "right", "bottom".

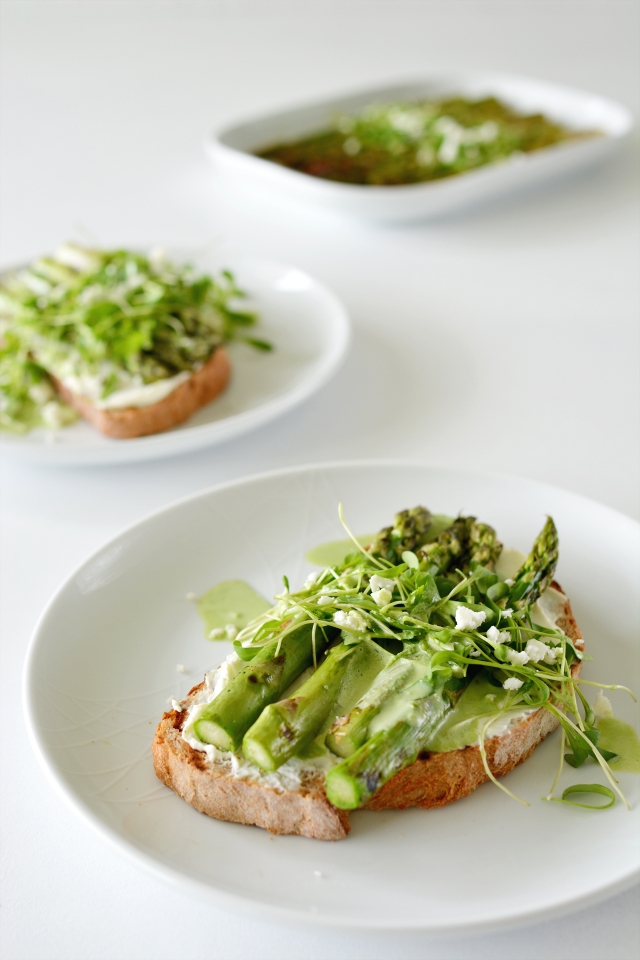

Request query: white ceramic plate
[
  {"left": 24, "top": 463, "right": 640, "bottom": 931},
  {"left": 0, "top": 256, "right": 349, "bottom": 466},
  {"left": 208, "top": 75, "right": 633, "bottom": 222}
]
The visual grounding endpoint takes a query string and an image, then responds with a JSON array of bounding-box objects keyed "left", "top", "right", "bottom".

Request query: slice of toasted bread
[
  {"left": 54, "top": 346, "right": 230, "bottom": 439},
  {"left": 152, "top": 583, "right": 582, "bottom": 841}
]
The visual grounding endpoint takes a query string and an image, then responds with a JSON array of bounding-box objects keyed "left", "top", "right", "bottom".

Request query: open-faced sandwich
[
  {"left": 0, "top": 244, "right": 269, "bottom": 438},
  {"left": 154, "top": 506, "right": 631, "bottom": 839}
]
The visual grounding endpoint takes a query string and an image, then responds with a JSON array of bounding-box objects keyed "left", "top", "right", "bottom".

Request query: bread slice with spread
[
  {"left": 152, "top": 508, "right": 601, "bottom": 840},
  {"left": 0, "top": 243, "right": 267, "bottom": 438}
]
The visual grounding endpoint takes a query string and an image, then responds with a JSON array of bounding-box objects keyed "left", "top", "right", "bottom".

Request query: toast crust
[
  {"left": 152, "top": 582, "right": 582, "bottom": 840},
  {"left": 55, "top": 345, "right": 230, "bottom": 438}
]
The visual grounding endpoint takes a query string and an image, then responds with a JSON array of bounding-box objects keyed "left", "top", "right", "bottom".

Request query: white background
[{"left": 1, "top": 1, "right": 638, "bottom": 958}]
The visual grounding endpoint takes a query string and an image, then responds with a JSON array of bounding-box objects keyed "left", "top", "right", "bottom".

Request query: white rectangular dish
[{"left": 207, "top": 74, "right": 633, "bottom": 222}]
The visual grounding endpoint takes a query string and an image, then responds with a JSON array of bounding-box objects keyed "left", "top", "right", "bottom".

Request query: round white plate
[
  {"left": 24, "top": 463, "right": 640, "bottom": 931},
  {"left": 1, "top": 257, "right": 349, "bottom": 465}
]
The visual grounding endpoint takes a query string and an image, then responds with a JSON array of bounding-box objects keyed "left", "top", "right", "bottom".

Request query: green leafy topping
[{"left": 0, "top": 243, "right": 268, "bottom": 433}]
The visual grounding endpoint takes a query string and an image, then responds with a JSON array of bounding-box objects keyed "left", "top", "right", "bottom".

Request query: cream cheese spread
[{"left": 180, "top": 653, "right": 336, "bottom": 790}]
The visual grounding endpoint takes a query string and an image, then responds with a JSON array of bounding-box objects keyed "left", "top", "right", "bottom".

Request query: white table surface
[{"left": 1, "top": 2, "right": 639, "bottom": 958}]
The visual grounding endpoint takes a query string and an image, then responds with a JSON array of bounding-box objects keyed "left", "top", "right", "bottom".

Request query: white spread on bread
[{"left": 61, "top": 369, "right": 192, "bottom": 409}]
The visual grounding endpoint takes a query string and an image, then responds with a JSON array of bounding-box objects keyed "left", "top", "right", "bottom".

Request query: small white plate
[
  {"left": 0, "top": 256, "right": 350, "bottom": 466},
  {"left": 24, "top": 463, "right": 640, "bottom": 930},
  {"left": 208, "top": 74, "right": 633, "bottom": 222}
]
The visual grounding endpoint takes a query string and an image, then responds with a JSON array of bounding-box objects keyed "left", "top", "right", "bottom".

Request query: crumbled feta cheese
[
  {"left": 343, "top": 136, "right": 361, "bottom": 156},
  {"left": 455, "top": 606, "right": 486, "bottom": 631},
  {"left": 317, "top": 595, "right": 334, "bottom": 606},
  {"left": 504, "top": 579, "right": 515, "bottom": 587},
  {"left": 370, "top": 575, "right": 396, "bottom": 594},
  {"left": 28, "top": 382, "right": 54, "bottom": 405},
  {"left": 185, "top": 592, "right": 196, "bottom": 601},
  {"left": 209, "top": 627, "right": 226, "bottom": 640},
  {"left": 41, "top": 401, "right": 66, "bottom": 429},
  {"left": 593, "top": 691, "right": 613, "bottom": 718},
  {"left": 524, "top": 638, "right": 551, "bottom": 663},
  {"left": 304, "top": 571, "right": 319, "bottom": 588},
  {"left": 486, "top": 626, "right": 510, "bottom": 644},
  {"left": 171, "top": 698, "right": 184, "bottom": 711},
  {"left": 416, "top": 144, "right": 435, "bottom": 166},
  {"left": 372, "top": 588, "right": 393, "bottom": 607},
  {"left": 503, "top": 677, "right": 524, "bottom": 690},
  {"left": 176, "top": 664, "right": 186, "bottom": 674},
  {"left": 506, "top": 649, "right": 529, "bottom": 665},
  {"left": 225, "top": 624, "right": 238, "bottom": 640},
  {"left": 543, "top": 645, "right": 562, "bottom": 664},
  {"left": 333, "top": 609, "right": 367, "bottom": 632},
  {"left": 502, "top": 608, "right": 514, "bottom": 618}
]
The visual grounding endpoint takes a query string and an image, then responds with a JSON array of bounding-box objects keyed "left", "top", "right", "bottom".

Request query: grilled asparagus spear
[
  {"left": 326, "top": 653, "right": 432, "bottom": 758},
  {"left": 510, "top": 516, "right": 559, "bottom": 608},
  {"left": 325, "top": 688, "right": 451, "bottom": 809},
  {"left": 194, "top": 624, "right": 333, "bottom": 750},
  {"left": 243, "top": 638, "right": 390, "bottom": 772}
]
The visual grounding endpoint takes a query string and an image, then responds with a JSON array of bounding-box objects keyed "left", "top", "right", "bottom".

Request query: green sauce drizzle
[{"left": 197, "top": 580, "right": 271, "bottom": 640}]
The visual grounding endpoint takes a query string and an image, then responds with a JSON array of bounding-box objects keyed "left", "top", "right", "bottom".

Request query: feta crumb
[
  {"left": 316, "top": 595, "right": 334, "bottom": 606},
  {"left": 506, "top": 649, "right": 529, "bottom": 665},
  {"left": 502, "top": 608, "right": 514, "bottom": 618},
  {"left": 225, "top": 624, "right": 238, "bottom": 640},
  {"left": 372, "top": 588, "right": 393, "bottom": 607},
  {"left": 333, "top": 609, "right": 367, "bottom": 632},
  {"left": 185, "top": 592, "right": 196, "bottom": 601},
  {"left": 171, "top": 698, "right": 183, "bottom": 711},
  {"left": 504, "top": 579, "right": 515, "bottom": 587},
  {"left": 176, "top": 664, "right": 186, "bottom": 674},
  {"left": 41, "top": 401, "right": 66, "bottom": 429},
  {"left": 370, "top": 575, "right": 396, "bottom": 594},
  {"left": 486, "top": 626, "right": 509, "bottom": 644},
  {"left": 593, "top": 691, "right": 613, "bottom": 719},
  {"left": 28, "top": 382, "right": 54, "bottom": 405},
  {"left": 304, "top": 571, "right": 319, "bottom": 588},
  {"left": 503, "top": 677, "right": 524, "bottom": 690},
  {"left": 524, "top": 638, "right": 551, "bottom": 663},
  {"left": 343, "top": 136, "right": 361, "bottom": 156},
  {"left": 455, "top": 606, "right": 486, "bottom": 631},
  {"left": 209, "top": 627, "right": 226, "bottom": 639}
]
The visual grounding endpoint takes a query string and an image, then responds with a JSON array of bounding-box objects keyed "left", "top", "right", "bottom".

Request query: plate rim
[
  {"left": 22, "top": 459, "right": 640, "bottom": 931},
  {"left": 0, "top": 256, "right": 351, "bottom": 466}
]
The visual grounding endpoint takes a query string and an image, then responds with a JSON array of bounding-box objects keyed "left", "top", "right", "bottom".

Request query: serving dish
[
  {"left": 208, "top": 75, "right": 632, "bottom": 222},
  {"left": 23, "top": 462, "right": 640, "bottom": 930},
  {"left": 0, "top": 255, "right": 349, "bottom": 465}
]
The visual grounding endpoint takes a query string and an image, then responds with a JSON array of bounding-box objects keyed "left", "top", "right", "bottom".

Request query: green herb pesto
[
  {"left": 258, "top": 96, "right": 597, "bottom": 186},
  {"left": 0, "top": 244, "right": 269, "bottom": 434},
  {"left": 305, "top": 515, "right": 454, "bottom": 567},
  {"left": 197, "top": 580, "right": 271, "bottom": 639},
  {"left": 596, "top": 718, "right": 640, "bottom": 773},
  {"left": 305, "top": 535, "right": 376, "bottom": 567},
  {"left": 425, "top": 672, "right": 519, "bottom": 752}
]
